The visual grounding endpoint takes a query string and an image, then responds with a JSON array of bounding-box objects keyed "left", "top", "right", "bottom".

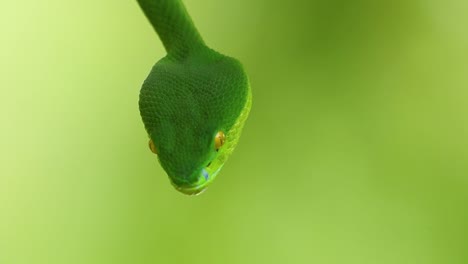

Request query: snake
[{"left": 136, "top": 0, "right": 252, "bottom": 195}]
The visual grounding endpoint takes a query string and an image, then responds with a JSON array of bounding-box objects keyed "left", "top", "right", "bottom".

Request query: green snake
[{"left": 136, "top": 0, "right": 252, "bottom": 195}]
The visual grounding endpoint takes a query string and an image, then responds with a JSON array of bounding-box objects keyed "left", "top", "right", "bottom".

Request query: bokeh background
[{"left": 1, "top": 0, "right": 467, "bottom": 263}]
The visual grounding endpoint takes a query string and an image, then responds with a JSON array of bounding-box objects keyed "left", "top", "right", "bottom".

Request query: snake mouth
[
  {"left": 171, "top": 168, "right": 212, "bottom": 196},
  {"left": 175, "top": 185, "right": 208, "bottom": 196},
  {"left": 173, "top": 164, "right": 225, "bottom": 195}
]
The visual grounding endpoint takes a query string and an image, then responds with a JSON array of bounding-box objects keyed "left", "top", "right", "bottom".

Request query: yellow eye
[
  {"left": 214, "top": 131, "right": 226, "bottom": 151},
  {"left": 148, "top": 139, "right": 157, "bottom": 154}
]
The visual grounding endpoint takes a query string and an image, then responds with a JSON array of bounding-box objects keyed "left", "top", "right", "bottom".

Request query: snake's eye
[
  {"left": 148, "top": 139, "right": 157, "bottom": 154},
  {"left": 214, "top": 131, "right": 226, "bottom": 151}
]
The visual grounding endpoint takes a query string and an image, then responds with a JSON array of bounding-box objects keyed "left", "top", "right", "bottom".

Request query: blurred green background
[{"left": 1, "top": 0, "right": 467, "bottom": 263}]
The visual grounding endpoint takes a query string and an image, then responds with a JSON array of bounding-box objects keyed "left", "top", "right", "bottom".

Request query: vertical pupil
[
  {"left": 215, "top": 131, "right": 225, "bottom": 150},
  {"left": 148, "top": 139, "right": 157, "bottom": 154}
]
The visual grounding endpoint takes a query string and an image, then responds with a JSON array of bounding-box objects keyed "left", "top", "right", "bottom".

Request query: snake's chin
[
  {"left": 170, "top": 165, "right": 222, "bottom": 195},
  {"left": 175, "top": 185, "right": 207, "bottom": 196}
]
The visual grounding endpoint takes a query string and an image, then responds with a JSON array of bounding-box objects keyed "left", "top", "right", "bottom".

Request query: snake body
[{"left": 137, "top": 0, "right": 252, "bottom": 195}]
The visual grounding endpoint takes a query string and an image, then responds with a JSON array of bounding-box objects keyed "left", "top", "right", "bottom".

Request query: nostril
[{"left": 207, "top": 162, "right": 212, "bottom": 167}]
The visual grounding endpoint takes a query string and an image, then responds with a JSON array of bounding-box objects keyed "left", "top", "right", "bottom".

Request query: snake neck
[{"left": 137, "top": 0, "right": 205, "bottom": 60}]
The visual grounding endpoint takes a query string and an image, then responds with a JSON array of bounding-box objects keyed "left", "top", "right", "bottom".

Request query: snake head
[{"left": 139, "top": 47, "right": 252, "bottom": 195}]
